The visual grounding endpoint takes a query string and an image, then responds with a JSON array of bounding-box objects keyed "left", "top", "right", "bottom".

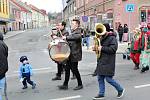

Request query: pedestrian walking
[
  {"left": 0, "top": 32, "right": 8, "bottom": 100},
  {"left": 93, "top": 23, "right": 125, "bottom": 100},
  {"left": 58, "top": 19, "right": 83, "bottom": 90},
  {"left": 85, "top": 26, "right": 90, "bottom": 49},
  {"left": 117, "top": 24, "right": 124, "bottom": 43},
  {"left": 81, "top": 28, "right": 86, "bottom": 46},
  {"left": 3, "top": 26, "right": 7, "bottom": 35},
  {"left": 19, "top": 56, "right": 36, "bottom": 89}
]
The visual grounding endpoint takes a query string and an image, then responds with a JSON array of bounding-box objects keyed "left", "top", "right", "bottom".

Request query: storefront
[
  {"left": 0, "top": 18, "right": 9, "bottom": 34},
  {"left": 140, "top": 6, "right": 150, "bottom": 23}
]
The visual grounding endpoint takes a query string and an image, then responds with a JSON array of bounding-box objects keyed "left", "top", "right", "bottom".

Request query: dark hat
[{"left": 20, "top": 56, "right": 28, "bottom": 62}]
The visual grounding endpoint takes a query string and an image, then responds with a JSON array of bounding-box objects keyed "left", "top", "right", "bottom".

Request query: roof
[
  {"left": 29, "top": 4, "right": 41, "bottom": 13},
  {"left": 29, "top": 4, "right": 48, "bottom": 15},
  {"left": 10, "top": 0, "right": 30, "bottom": 13}
]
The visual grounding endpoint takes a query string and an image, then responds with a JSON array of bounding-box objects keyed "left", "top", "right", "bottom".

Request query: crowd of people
[
  {"left": 2, "top": 19, "right": 150, "bottom": 100},
  {"left": 49, "top": 20, "right": 125, "bottom": 100},
  {"left": 130, "top": 22, "right": 150, "bottom": 73}
]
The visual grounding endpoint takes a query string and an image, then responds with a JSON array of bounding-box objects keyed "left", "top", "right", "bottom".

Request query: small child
[{"left": 19, "top": 56, "right": 36, "bottom": 89}]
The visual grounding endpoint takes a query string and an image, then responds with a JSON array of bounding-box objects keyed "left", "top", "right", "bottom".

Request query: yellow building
[{"left": 0, "top": 0, "right": 10, "bottom": 34}]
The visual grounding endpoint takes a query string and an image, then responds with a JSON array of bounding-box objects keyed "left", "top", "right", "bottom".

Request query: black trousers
[
  {"left": 56, "top": 63, "right": 64, "bottom": 77},
  {"left": 63, "top": 60, "right": 82, "bottom": 86},
  {"left": 119, "top": 34, "right": 123, "bottom": 42},
  {"left": 22, "top": 73, "right": 34, "bottom": 86}
]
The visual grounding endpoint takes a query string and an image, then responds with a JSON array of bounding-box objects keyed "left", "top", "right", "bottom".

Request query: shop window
[
  {"left": 107, "top": 13, "right": 113, "bottom": 19},
  {"left": 141, "top": 10, "right": 146, "bottom": 22}
]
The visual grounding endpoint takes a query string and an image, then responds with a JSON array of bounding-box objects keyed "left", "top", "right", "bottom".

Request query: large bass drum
[{"left": 48, "top": 38, "right": 70, "bottom": 62}]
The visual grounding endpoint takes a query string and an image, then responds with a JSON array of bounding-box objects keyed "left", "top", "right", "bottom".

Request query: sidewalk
[
  {"left": 82, "top": 36, "right": 129, "bottom": 54},
  {"left": 4, "top": 30, "right": 25, "bottom": 40}
]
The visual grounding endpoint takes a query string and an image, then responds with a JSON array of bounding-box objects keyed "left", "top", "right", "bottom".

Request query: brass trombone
[{"left": 93, "top": 23, "right": 106, "bottom": 59}]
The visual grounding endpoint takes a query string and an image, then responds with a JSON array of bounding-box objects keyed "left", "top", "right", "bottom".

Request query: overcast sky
[{"left": 21, "top": 0, "right": 67, "bottom": 13}]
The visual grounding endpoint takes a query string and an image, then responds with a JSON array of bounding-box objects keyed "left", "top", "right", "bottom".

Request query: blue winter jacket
[{"left": 19, "top": 63, "right": 33, "bottom": 78}]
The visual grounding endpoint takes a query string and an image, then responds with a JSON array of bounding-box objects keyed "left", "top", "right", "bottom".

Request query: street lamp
[
  {"left": 84, "top": 0, "right": 85, "bottom": 16},
  {"left": 62, "top": 0, "right": 65, "bottom": 20}
]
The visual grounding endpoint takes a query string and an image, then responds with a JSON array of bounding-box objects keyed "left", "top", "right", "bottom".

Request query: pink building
[{"left": 9, "top": 0, "right": 22, "bottom": 31}]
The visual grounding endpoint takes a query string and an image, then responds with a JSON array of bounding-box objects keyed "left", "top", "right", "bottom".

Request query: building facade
[
  {"left": 0, "top": 0, "right": 9, "bottom": 33},
  {"left": 75, "top": 0, "right": 150, "bottom": 31},
  {"left": 9, "top": 0, "right": 21, "bottom": 31},
  {"left": 63, "top": 0, "right": 76, "bottom": 26}
]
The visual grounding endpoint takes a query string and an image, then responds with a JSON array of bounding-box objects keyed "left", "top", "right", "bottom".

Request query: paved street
[{"left": 4, "top": 29, "right": 150, "bottom": 100}]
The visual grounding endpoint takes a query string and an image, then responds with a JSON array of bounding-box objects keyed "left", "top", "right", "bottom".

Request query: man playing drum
[{"left": 51, "top": 21, "right": 69, "bottom": 81}]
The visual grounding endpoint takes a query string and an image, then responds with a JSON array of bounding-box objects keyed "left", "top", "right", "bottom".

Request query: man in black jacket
[
  {"left": 58, "top": 19, "right": 83, "bottom": 90},
  {"left": 0, "top": 32, "right": 8, "bottom": 100},
  {"left": 93, "top": 24, "right": 125, "bottom": 100}
]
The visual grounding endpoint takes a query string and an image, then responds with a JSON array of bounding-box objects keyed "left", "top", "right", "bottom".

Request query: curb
[{"left": 4, "top": 31, "right": 25, "bottom": 40}]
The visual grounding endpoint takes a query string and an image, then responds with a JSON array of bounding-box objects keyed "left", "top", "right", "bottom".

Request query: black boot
[
  {"left": 32, "top": 83, "right": 36, "bottom": 89},
  {"left": 22, "top": 85, "right": 28, "bottom": 89},
  {"left": 52, "top": 76, "right": 61, "bottom": 81},
  {"left": 145, "top": 66, "right": 149, "bottom": 71},
  {"left": 141, "top": 67, "right": 146, "bottom": 73},
  {"left": 58, "top": 85, "right": 68, "bottom": 90},
  {"left": 141, "top": 66, "right": 149, "bottom": 73},
  {"left": 127, "top": 55, "right": 130, "bottom": 60},
  {"left": 123, "top": 54, "right": 126, "bottom": 59},
  {"left": 134, "top": 63, "right": 139, "bottom": 70}
]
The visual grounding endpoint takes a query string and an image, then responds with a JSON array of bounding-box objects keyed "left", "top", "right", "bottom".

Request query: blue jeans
[
  {"left": 0, "top": 77, "right": 8, "bottom": 100},
  {"left": 97, "top": 75, "right": 123, "bottom": 96},
  {"left": 82, "top": 38, "right": 86, "bottom": 46},
  {"left": 85, "top": 36, "right": 90, "bottom": 49}
]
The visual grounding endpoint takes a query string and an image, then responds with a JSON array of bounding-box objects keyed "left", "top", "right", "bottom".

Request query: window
[
  {"left": 107, "top": 13, "right": 113, "bottom": 19},
  {"left": 81, "top": 0, "right": 84, "bottom": 7},
  {"left": 0, "top": 0, "right": 1, "bottom": 12},
  {"left": 6, "top": 0, "right": 8, "bottom": 14},
  {"left": 3, "top": 0, "right": 5, "bottom": 13},
  {"left": 70, "top": 4, "right": 72, "bottom": 13},
  {"left": 141, "top": 10, "right": 146, "bottom": 22}
]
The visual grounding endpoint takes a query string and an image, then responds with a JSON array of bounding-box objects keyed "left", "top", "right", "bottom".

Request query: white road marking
[
  {"left": 7, "top": 69, "right": 56, "bottom": 78},
  {"left": 8, "top": 49, "right": 49, "bottom": 54},
  {"left": 134, "top": 84, "right": 150, "bottom": 89},
  {"left": 49, "top": 95, "right": 81, "bottom": 100},
  {"left": 13, "top": 67, "right": 52, "bottom": 73}
]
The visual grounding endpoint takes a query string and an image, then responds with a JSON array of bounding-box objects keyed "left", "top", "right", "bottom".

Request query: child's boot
[
  {"left": 22, "top": 85, "right": 28, "bottom": 89},
  {"left": 32, "top": 83, "right": 36, "bottom": 89}
]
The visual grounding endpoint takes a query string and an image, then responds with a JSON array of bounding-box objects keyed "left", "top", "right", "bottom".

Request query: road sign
[
  {"left": 82, "top": 16, "right": 88, "bottom": 22},
  {"left": 126, "top": 4, "right": 135, "bottom": 12}
]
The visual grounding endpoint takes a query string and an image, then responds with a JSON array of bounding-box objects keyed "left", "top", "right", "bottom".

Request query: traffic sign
[
  {"left": 126, "top": 4, "right": 135, "bottom": 12},
  {"left": 82, "top": 16, "right": 88, "bottom": 22}
]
